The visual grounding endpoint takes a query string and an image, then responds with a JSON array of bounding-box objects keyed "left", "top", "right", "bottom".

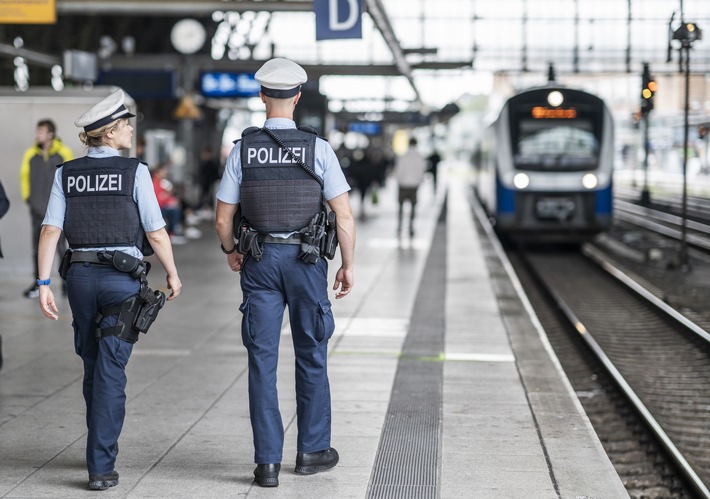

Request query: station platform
[{"left": 0, "top": 164, "right": 628, "bottom": 498}]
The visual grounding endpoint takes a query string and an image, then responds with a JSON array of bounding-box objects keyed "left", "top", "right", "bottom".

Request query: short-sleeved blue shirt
[
  {"left": 216, "top": 118, "right": 350, "bottom": 235},
  {"left": 43, "top": 146, "right": 165, "bottom": 259}
]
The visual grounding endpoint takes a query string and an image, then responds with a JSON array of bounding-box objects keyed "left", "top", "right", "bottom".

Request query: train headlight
[
  {"left": 547, "top": 91, "right": 564, "bottom": 107},
  {"left": 582, "top": 173, "right": 598, "bottom": 189},
  {"left": 513, "top": 173, "right": 530, "bottom": 189}
]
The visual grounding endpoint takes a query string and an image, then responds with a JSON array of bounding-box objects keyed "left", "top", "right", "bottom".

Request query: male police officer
[{"left": 215, "top": 58, "right": 355, "bottom": 488}]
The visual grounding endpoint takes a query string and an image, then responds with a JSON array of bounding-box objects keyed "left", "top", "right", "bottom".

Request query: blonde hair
[{"left": 78, "top": 118, "right": 125, "bottom": 147}]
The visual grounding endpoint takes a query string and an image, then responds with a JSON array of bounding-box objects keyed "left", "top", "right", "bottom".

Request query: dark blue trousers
[
  {"left": 239, "top": 244, "right": 335, "bottom": 464},
  {"left": 67, "top": 262, "right": 140, "bottom": 475}
]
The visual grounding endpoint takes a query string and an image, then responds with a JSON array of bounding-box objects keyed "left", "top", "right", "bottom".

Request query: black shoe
[
  {"left": 88, "top": 470, "right": 119, "bottom": 490},
  {"left": 254, "top": 463, "right": 280, "bottom": 487},
  {"left": 294, "top": 447, "right": 339, "bottom": 475}
]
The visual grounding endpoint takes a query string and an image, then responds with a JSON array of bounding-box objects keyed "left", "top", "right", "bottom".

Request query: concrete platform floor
[{"left": 0, "top": 165, "right": 627, "bottom": 498}]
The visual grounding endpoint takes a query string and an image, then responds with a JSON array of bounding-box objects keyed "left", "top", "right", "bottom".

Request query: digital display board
[
  {"left": 531, "top": 106, "right": 577, "bottom": 119},
  {"left": 201, "top": 72, "right": 260, "bottom": 98},
  {"left": 348, "top": 122, "right": 382, "bottom": 135}
]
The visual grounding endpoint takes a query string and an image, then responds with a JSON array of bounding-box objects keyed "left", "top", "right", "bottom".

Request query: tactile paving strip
[{"left": 367, "top": 214, "right": 447, "bottom": 499}]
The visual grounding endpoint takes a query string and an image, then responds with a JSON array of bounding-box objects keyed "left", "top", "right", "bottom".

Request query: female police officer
[
  {"left": 37, "top": 89, "right": 182, "bottom": 491},
  {"left": 215, "top": 58, "right": 356, "bottom": 487}
]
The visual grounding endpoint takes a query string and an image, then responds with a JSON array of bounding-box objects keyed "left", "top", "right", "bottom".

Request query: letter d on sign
[{"left": 314, "top": 0, "right": 362, "bottom": 40}]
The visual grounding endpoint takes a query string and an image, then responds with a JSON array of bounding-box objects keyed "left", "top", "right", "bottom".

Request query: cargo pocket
[
  {"left": 316, "top": 297, "right": 335, "bottom": 343},
  {"left": 239, "top": 296, "right": 254, "bottom": 346}
]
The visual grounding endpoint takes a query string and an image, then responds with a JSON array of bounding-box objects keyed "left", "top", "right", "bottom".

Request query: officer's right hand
[
  {"left": 39, "top": 286, "right": 59, "bottom": 320},
  {"left": 228, "top": 252, "right": 244, "bottom": 273},
  {"left": 166, "top": 274, "right": 182, "bottom": 300},
  {"left": 333, "top": 267, "right": 354, "bottom": 299}
]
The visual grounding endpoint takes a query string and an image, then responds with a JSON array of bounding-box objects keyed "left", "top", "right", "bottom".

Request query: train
[{"left": 473, "top": 85, "right": 614, "bottom": 241}]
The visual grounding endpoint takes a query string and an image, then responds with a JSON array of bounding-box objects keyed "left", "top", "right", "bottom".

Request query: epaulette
[
  {"left": 297, "top": 125, "right": 319, "bottom": 137},
  {"left": 234, "top": 126, "right": 261, "bottom": 144},
  {"left": 242, "top": 126, "right": 261, "bottom": 137}
]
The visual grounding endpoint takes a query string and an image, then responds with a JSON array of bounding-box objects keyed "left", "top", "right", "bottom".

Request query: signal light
[{"left": 640, "top": 63, "right": 655, "bottom": 115}]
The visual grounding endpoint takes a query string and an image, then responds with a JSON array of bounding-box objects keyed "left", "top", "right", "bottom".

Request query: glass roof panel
[{"left": 244, "top": 0, "right": 710, "bottom": 110}]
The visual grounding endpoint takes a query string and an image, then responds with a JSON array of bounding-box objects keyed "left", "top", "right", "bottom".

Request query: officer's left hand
[{"left": 39, "top": 287, "right": 59, "bottom": 320}]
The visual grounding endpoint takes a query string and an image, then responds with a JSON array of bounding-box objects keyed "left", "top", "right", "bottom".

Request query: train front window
[{"left": 514, "top": 119, "right": 599, "bottom": 171}]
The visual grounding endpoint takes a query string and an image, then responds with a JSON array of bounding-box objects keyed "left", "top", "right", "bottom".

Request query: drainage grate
[{"left": 367, "top": 208, "right": 447, "bottom": 499}]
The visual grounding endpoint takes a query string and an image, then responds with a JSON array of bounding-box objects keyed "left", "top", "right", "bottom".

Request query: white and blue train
[{"left": 474, "top": 85, "right": 614, "bottom": 241}]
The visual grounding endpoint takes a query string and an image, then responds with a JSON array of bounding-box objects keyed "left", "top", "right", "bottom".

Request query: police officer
[
  {"left": 37, "top": 89, "right": 182, "bottom": 491},
  {"left": 214, "top": 58, "right": 356, "bottom": 488}
]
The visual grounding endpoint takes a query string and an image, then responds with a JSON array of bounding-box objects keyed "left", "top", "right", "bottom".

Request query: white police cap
[
  {"left": 255, "top": 58, "right": 307, "bottom": 98},
  {"left": 75, "top": 89, "right": 136, "bottom": 132}
]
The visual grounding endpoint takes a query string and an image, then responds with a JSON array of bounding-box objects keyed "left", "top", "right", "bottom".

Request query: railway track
[
  {"left": 509, "top": 244, "right": 710, "bottom": 498},
  {"left": 614, "top": 198, "right": 710, "bottom": 253}
]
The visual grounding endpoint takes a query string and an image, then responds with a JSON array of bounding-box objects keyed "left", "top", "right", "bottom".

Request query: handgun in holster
[
  {"left": 236, "top": 225, "right": 264, "bottom": 261},
  {"left": 133, "top": 287, "right": 167, "bottom": 334},
  {"left": 320, "top": 211, "right": 338, "bottom": 260},
  {"left": 299, "top": 212, "right": 325, "bottom": 264}
]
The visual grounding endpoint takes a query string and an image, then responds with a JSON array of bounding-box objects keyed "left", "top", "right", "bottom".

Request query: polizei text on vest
[
  {"left": 245, "top": 147, "right": 308, "bottom": 165},
  {"left": 66, "top": 174, "right": 123, "bottom": 193}
]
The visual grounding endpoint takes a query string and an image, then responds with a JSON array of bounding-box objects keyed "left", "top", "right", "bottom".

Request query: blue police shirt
[
  {"left": 216, "top": 118, "right": 350, "bottom": 236},
  {"left": 43, "top": 146, "right": 165, "bottom": 259}
]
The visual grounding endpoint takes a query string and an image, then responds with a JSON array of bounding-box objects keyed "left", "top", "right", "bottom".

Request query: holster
[
  {"left": 320, "top": 211, "right": 339, "bottom": 260},
  {"left": 237, "top": 227, "right": 264, "bottom": 261},
  {"left": 133, "top": 287, "right": 167, "bottom": 334},
  {"left": 94, "top": 286, "right": 166, "bottom": 343},
  {"left": 299, "top": 212, "right": 325, "bottom": 264},
  {"left": 90, "top": 251, "right": 163, "bottom": 343},
  {"left": 59, "top": 249, "right": 72, "bottom": 279}
]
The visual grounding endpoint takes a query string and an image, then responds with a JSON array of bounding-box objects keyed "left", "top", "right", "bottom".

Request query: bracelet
[
  {"left": 37, "top": 278, "right": 51, "bottom": 286},
  {"left": 220, "top": 243, "right": 237, "bottom": 255}
]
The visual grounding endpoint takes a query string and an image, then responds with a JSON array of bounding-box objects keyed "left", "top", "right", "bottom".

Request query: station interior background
[{"left": 0, "top": 0, "right": 709, "bottom": 272}]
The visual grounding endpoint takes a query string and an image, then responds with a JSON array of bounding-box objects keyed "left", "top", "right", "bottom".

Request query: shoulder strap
[{"left": 259, "top": 127, "right": 324, "bottom": 189}]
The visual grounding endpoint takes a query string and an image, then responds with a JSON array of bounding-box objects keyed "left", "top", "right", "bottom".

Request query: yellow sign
[
  {"left": 173, "top": 95, "right": 202, "bottom": 120},
  {"left": 0, "top": 0, "right": 56, "bottom": 24}
]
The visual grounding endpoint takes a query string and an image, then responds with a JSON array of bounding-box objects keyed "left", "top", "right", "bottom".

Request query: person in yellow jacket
[{"left": 20, "top": 119, "right": 74, "bottom": 298}]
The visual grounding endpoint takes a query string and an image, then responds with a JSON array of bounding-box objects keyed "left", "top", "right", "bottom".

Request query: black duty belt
[
  {"left": 70, "top": 251, "right": 115, "bottom": 265},
  {"left": 262, "top": 234, "right": 302, "bottom": 245}
]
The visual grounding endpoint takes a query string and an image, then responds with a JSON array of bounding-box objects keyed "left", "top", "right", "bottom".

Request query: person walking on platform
[
  {"left": 427, "top": 149, "right": 442, "bottom": 193},
  {"left": 37, "top": 90, "right": 182, "bottom": 491},
  {"left": 0, "top": 177, "right": 8, "bottom": 260},
  {"left": 0, "top": 177, "right": 8, "bottom": 371},
  {"left": 20, "top": 119, "right": 74, "bottom": 298},
  {"left": 394, "top": 137, "right": 428, "bottom": 237},
  {"left": 214, "top": 58, "right": 356, "bottom": 488}
]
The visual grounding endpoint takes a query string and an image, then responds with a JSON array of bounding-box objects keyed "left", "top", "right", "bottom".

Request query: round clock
[{"left": 170, "top": 19, "right": 206, "bottom": 55}]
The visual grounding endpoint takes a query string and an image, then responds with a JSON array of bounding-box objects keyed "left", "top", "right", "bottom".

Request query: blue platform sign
[
  {"left": 314, "top": 0, "right": 362, "bottom": 40},
  {"left": 201, "top": 72, "right": 261, "bottom": 98}
]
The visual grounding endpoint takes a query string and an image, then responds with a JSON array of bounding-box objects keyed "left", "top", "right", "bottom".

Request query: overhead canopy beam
[
  {"left": 363, "top": 0, "right": 426, "bottom": 112},
  {"left": 57, "top": 1, "right": 312, "bottom": 15},
  {"left": 0, "top": 43, "right": 61, "bottom": 67},
  {"left": 102, "top": 54, "right": 471, "bottom": 76}
]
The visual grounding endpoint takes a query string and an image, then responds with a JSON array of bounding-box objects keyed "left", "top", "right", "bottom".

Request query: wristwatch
[
  {"left": 220, "top": 243, "right": 237, "bottom": 255},
  {"left": 37, "top": 278, "right": 51, "bottom": 286}
]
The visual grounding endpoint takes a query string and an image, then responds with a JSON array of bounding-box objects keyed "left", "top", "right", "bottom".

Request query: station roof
[{"left": 2, "top": 0, "right": 709, "bottom": 115}]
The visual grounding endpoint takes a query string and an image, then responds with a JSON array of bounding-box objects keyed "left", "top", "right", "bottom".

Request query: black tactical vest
[
  {"left": 62, "top": 156, "right": 147, "bottom": 251},
  {"left": 239, "top": 127, "right": 322, "bottom": 232}
]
